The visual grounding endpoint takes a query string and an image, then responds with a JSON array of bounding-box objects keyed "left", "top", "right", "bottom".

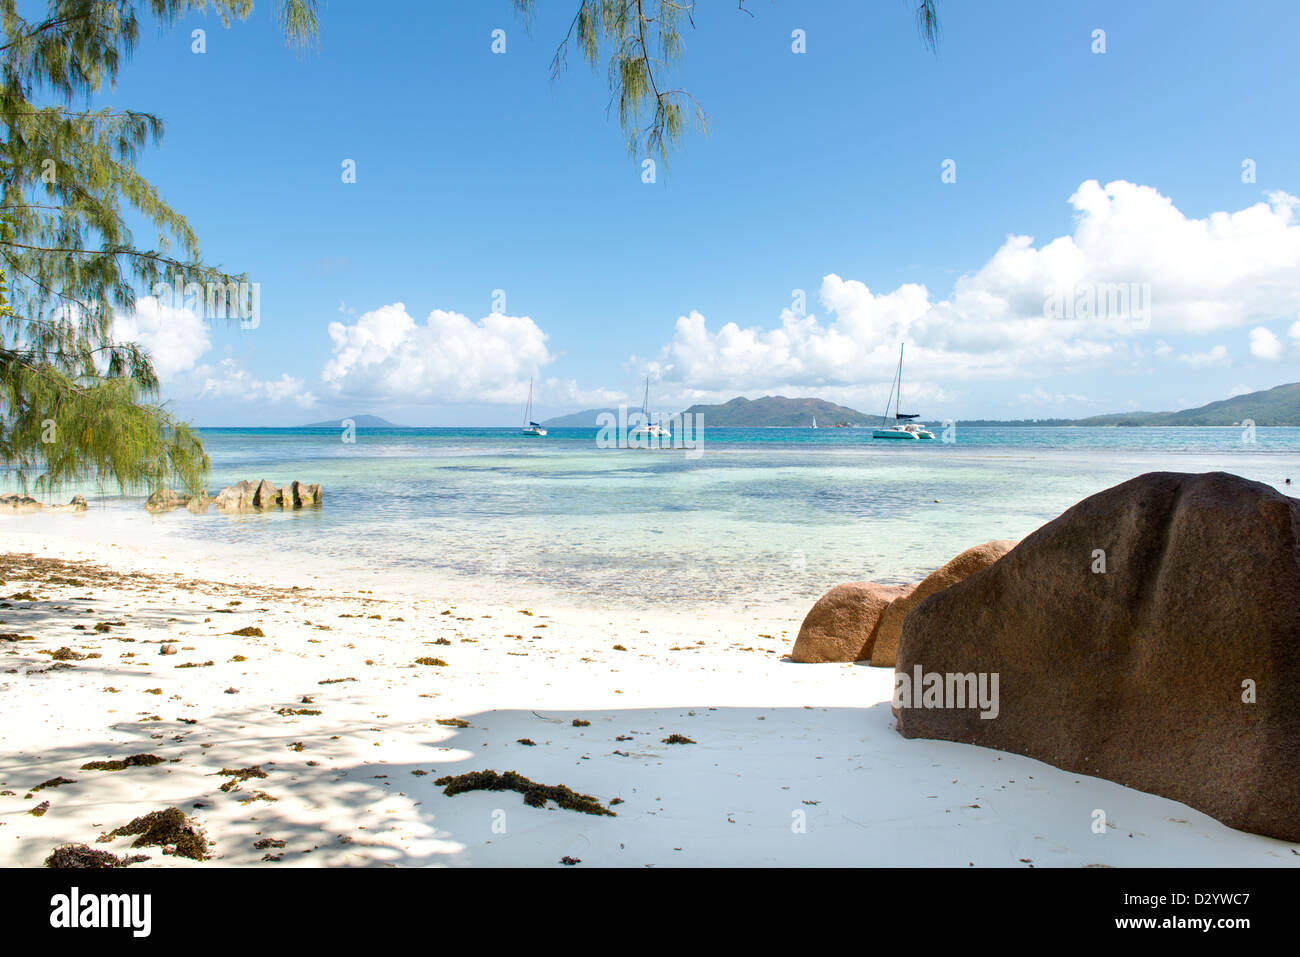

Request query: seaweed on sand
[
  {"left": 80, "top": 754, "right": 165, "bottom": 771},
  {"left": 100, "top": 807, "right": 209, "bottom": 860},
  {"left": 45, "top": 844, "right": 148, "bottom": 868},
  {"left": 433, "top": 770, "right": 616, "bottom": 817}
]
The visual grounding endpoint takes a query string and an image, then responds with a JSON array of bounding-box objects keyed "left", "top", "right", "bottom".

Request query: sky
[{"left": 89, "top": 0, "right": 1300, "bottom": 425}]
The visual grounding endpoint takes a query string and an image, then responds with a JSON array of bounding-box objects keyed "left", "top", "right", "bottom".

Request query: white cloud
[
  {"left": 1250, "top": 321, "right": 1300, "bottom": 361},
  {"left": 111, "top": 296, "right": 211, "bottom": 380},
  {"left": 652, "top": 181, "right": 1300, "bottom": 394},
  {"left": 322, "top": 304, "right": 553, "bottom": 404},
  {"left": 196, "top": 358, "right": 317, "bottom": 408},
  {"left": 1249, "top": 326, "right": 1285, "bottom": 360},
  {"left": 538, "top": 378, "right": 626, "bottom": 408},
  {"left": 1016, "top": 387, "right": 1087, "bottom": 405},
  {"left": 1178, "top": 344, "right": 1231, "bottom": 368}
]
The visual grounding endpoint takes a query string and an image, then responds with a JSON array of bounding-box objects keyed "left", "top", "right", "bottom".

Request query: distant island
[
  {"left": 961, "top": 382, "right": 1300, "bottom": 427},
  {"left": 543, "top": 396, "right": 870, "bottom": 428},
  {"left": 543, "top": 382, "right": 1300, "bottom": 429},
  {"left": 539, "top": 408, "right": 624, "bottom": 428},
  {"left": 679, "top": 396, "right": 871, "bottom": 427},
  {"left": 297, "top": 414, "right": 406, "bottom": 429}
]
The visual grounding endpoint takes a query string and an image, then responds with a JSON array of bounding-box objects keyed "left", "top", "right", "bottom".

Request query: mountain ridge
[{"left": 542, "top": 382, "right": 1300, "bottom": 428}]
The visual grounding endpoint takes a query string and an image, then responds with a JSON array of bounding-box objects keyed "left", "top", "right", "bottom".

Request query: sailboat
[
  {"left": 522, "top": 378, "right": 547, "bottom": 436},
  {"left": 873, "top": 344, "right": 935, "bottom": 440},
  {"left": 811, "top": 416, "right": 817, "bottom": 429},
  {"left": 629, "top": 375, "right": 671, "bottom": 439}
]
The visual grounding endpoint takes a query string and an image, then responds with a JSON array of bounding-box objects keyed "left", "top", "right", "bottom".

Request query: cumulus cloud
[
  {"left": 196, "top": 358, "right": 317, "bottom": 409},
  {"left": 321, "top": 304, "right": 554, "bottom": 403},
  {"left": 110, "top": 295, "right": 211, "bottom": 380},
  {"left": 1249, "top": 327, "right": 1285, "bottom": 361},
  {"left": 1178, "top": 344, "right": 1231, "bottom": 368},
  {"left": 1249, "top": 321, "right": 1300, "bottom": 361},
  {"left": 652, "top": 180, "right": 1300, "bottom": 394},
  {"left": 1016, "top": 387, "right": 1088, "bottom": 405}
]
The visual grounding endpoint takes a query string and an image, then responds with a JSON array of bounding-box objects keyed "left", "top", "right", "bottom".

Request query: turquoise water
[{"left": 34, "top": 424, "right": 1290, "bottom": 611}]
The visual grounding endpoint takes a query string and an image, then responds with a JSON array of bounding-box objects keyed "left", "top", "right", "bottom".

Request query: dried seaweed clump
[
  {"left": 80, "top": 754, "right": 165, "bottom": 771},
  {"left": 571, "top": 719, "right": 591, "bottom": 727},
  {"left": 436, "top": 718, "right": 470, "bottom": 728},
  {"left": 32, "top": 776, "right": 76, "bottom": 792},
  {"left": 434, "top": 770, "right": 615, "bottom": 817},
  {"left": 414, "top": 657, "right": 448, "bottom": 666},
  {"left": 45, "top": 844, "right": 148, "bottom": 868},
  {"left": 662, "top": 734, "right": 695, "bottom": 745},
  {"left": 229, "top": 627, "right": 264, "bottom": 637},
  {"left": 100, "top": 807, "right": 209, "bottom": 860}
]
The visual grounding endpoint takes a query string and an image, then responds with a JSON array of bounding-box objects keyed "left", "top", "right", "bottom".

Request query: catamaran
[
  {"left": 873, "top": 344, "right": 935, "bottom": 440},
  {"left": 522, "top": 378, "right": 547, "bottom": 436},
  {"left": 629, "top": 375, "right": 671, "bottom": 439}
]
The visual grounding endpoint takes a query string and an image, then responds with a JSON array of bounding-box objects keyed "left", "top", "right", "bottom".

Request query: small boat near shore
[
  {"left": 522, "top": 378, "right": 547, "bottom": 436},
  {"left": 873, "top": 343, "right": 935, "bottom": 440}
]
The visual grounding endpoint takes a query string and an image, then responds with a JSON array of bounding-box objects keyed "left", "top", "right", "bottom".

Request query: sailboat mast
[
  {"left": 524, "top": 377, "right": 532, "bottom": 427},
  {"left": 897, "top": 343, "right": 904, "bottom": 420}
]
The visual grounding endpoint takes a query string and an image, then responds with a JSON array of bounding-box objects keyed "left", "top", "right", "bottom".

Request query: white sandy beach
[{"left": 2, "top": 520, "right": 1298, "bottom": 868}]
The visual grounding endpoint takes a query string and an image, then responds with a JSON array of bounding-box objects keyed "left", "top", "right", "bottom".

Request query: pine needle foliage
[
  {"left": 0, "top": 1, "right": 318, "bottom": 495},
  {"left": 511, "top": 1, "right": 941, "bottom": 164}
]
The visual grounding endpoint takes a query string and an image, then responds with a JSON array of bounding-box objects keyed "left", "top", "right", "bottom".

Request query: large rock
[
  {"left": 895, "top": 471, "right": 1300, "bottom": 842},
  {"left": 791, "top": 582, "right": 914, "bottom": 663},
  {"left": 870, "top": 540, "right": 1017, "bottom": 667},
  {"left": 213, "top": 480, "right": 257, "bottom": 510},
  {"left": 213, "top": 479, "right": 322, "bottom": 510}
]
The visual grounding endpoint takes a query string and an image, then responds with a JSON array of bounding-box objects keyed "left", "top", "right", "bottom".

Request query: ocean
[{"left": 7, "top": 425, "right": 1295, "bottom": 613}]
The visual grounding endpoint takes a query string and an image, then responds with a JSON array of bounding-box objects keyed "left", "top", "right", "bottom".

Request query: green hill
[
  {"left": 539, "top": 407, "right": 622, "bottom": 428},
  {"left": 679, "top": 395, "right": 872, "bottom": 427},
  {"left": 1074, "top": 382, "right": 1300, "bottom": 427}
]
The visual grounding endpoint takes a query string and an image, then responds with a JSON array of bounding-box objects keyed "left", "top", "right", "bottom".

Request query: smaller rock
[
  {"left": 791, "top": 582, "right": 913, "bottom": 663},
  {"left": 253, "top": 479, "right": 281, "bottom": 508},
  {"left": 160, "top": 644, "right": 178, "bottom": 656},
  {"left": 0, "top": 493, "right": 43, "bottom": 512},
  {"left": 48, "top": 495, "right": 89, "bottom": 513}
]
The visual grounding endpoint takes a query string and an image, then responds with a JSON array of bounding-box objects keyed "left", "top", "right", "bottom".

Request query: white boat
[
  {"left": 629, "top": 375, "right": 671, "bottom": 439},
  {"left": 522, "top": 378, "right": 547, "bottom": 436},
  {"left": 811, "top": 416, "right": 817, "bottom": 429},
  {"left": 873, "top": 344, "right": 935, "bottom": 440}
]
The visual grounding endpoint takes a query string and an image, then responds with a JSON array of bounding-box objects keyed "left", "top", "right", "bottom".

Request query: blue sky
[{"left": 99, "top": 0, "right": 1300, "bottom": 425}]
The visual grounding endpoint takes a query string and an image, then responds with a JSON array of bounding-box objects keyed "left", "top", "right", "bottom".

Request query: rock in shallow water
[{"left": 895, "top": 471, "right": 1300, "bottom": 842}]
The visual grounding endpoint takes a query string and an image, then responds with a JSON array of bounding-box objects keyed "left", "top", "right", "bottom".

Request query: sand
[{"left": 1, "top": 525, "right": 1297, "bottom": 868}]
